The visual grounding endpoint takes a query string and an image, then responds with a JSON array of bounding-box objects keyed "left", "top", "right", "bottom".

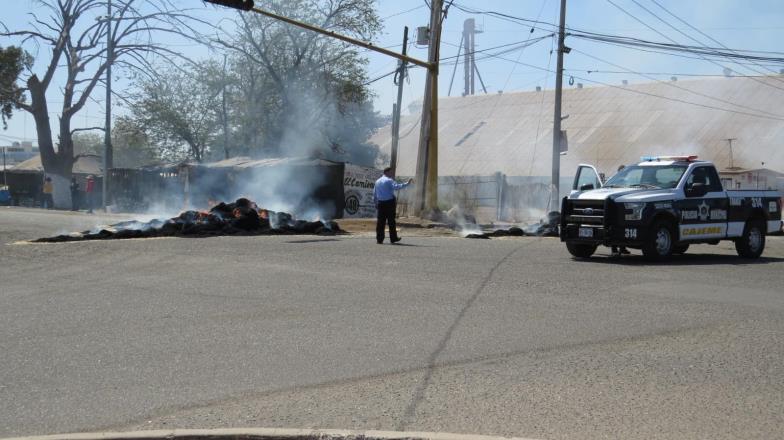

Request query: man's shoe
[
  {"left": 377, "top": 241, "right": 384, "bottom": 244},
  {"left": 391, "top": 237, "right": 402, "bottom": 244}
]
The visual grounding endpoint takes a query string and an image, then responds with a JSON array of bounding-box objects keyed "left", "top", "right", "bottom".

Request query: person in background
[
  {"left": 373, "top": 167, "right": 412, "bottom": 244},
  {"left": 612, "top": 164, "right": 631, "bottom": 257},
  {"left": 42, "top": 177, "right": 54, "bottom": 209},
  {"left": 85, "top": 175, "right": 95, "bottom": 213},
  {"left": 70, "top": 177, "right": 80, "bottom": 211}
]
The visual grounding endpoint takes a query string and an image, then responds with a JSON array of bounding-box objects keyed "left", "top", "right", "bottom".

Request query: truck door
[
  {"left": 572, "top": 164, "right": 602, "bottom": 194},
  {"left": 678, "top": 165, "right": 729, "bottom": 240}
]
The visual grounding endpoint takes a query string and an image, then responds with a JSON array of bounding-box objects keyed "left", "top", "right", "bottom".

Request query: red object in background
[{"left": 85, "top": 178, "right": 95, "bottom": 193}]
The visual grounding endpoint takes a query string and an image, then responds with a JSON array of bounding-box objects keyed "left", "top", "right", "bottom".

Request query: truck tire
[
  {"left": 735, "top": 220, "right": 765, "bottom": 258},
  {"left": 642, "top": 220, "right": 675, "bottom": 261},
  {"left": 566, "top": 242, "right": 598, "bottom": 259},
  {"left": 673, "top": 244, "right": 689, "bottom": 255}
]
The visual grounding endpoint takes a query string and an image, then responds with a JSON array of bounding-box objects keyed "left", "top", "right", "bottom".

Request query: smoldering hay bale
[{"left": 33, "top": 198, "right": 342, "bottom": 243}]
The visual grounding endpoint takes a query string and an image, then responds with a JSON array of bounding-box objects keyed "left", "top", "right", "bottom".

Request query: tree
[
  {"left": 1, "top": 0, "right": 205, "bottom": 205},
  {"left": 0, "top": 46, "right": 32, "bottom": 129},
  {"left": 127, "top": 63, "right": 222, "bottom": 163},
  {"left": 72, "top": 119, "right": 157, "bottom": 167},
  {"left": 217, "top": 0, "right": 385, "bottom": 166}
]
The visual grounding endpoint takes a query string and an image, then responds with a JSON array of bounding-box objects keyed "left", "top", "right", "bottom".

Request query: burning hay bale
[{"left": 33, "top": 198, "right": 341, "bottom": 243}]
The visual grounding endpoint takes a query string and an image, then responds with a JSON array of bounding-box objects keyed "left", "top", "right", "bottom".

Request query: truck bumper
[{"left": 561, "top": 223, "right": 646, "bottom": 247}]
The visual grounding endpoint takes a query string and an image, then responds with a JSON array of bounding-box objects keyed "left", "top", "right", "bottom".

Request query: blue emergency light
[{"left": 641, "top": 155, "right": 698, "bottom": 162}]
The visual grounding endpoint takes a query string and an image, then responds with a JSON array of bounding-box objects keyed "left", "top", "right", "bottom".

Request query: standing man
[
  {"left": 42, "top": 177, "right": 54, "bottom": 209},
  {"left": 85, "top": 175, "right": 95, "bottom": 213},
  {"left": 374, "top": 167, "right": 412, "bottom": 244},
  {"left": 70, "top": 177, "right": 80, "bottom": 211}
]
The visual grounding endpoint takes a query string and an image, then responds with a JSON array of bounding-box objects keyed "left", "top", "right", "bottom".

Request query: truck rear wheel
[
  {"left": 642, "top": 220, "right": 674, "bottom": 261},
  {"left": 735, "top": 220, "right": 765, "bottom": 258},
  {"left": 566, "top": 242, "right": 598, "bottom": 259}
]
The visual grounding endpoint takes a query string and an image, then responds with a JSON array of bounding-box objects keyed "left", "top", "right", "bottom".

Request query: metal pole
[
  {"left": 390, "top": 26, "right": 408, "bottom": 176},
  {"left": 463, "top": 19, "right": 472, "bottom": 96},
  {"left": 551, "top": 0, "right": 567, "bottom": 211},
  {"left": 2, "top": 147, "right": 6, "bottom": 186},
  {"left": 725, "top": 138, "right": 737, "bottom": 168},
  {"left": 103, "top": 0, "right": 112, "bottom": 211},
  {"left": 222, "top": 53, "right": 230, "bottom": 159},
  {"left": 447, "top": 33, "right": 463, "bottom": 96},
  {"left": 473, "top": 62, "right": 488, "bottom": 94},
  {"left": 249, "top": 6, "right": 430, "bottom": 68}
]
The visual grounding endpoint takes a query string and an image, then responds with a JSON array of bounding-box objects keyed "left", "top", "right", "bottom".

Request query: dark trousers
[
  {"left": 42, "top": 194, "right": 54, "bottom": 209},
  {"left": 376, "top": 198, "right": 398, "bottom": 243}
]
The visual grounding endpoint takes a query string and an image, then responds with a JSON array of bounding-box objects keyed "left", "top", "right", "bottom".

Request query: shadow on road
[
  {"left": 285, "top": 238, "right": 341, "bottom": 244},
  {"left": 574, "top": 253, "right": 784, "bottom": 266}
]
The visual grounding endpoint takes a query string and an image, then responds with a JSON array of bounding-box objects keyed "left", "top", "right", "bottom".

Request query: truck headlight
[{"left": 624, "top": 202, "right": 645, "bottom": 221}]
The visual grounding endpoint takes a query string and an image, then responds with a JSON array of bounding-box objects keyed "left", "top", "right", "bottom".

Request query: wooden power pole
[
  {"left": 414, "top": 0, "right": 443, "bottom": 215},
  {"left": 551, "top": 0, "right": 567, "bottom": 212}
]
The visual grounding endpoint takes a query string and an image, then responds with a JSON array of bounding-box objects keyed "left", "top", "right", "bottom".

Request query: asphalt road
[{"left": 2, "top": 207, "right": 784, "bottom": 440}]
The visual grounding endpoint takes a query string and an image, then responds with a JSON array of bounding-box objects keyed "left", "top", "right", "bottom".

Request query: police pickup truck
[{"left": 560, "top": 156, "right": 783, "bottom": 260}]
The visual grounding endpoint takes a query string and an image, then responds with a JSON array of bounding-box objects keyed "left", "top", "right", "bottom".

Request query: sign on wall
[{"left": 343, "top": 164, "right": 382, "bottom": 218}]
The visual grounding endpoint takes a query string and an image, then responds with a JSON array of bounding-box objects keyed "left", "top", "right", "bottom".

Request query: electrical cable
[
  {"left": 603, "top": 0, "right": 784, "bottom": 94},
  {"left": 571, "top": 47, "right": 784, "bottom": 119}
]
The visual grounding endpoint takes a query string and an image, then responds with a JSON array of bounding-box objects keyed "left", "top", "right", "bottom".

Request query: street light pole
[
  {"left": 103, "top": 0, "right": 113, "bottom": 211},
  {"left": 550, "top": 0, "right": 567, "bottom": 211}
]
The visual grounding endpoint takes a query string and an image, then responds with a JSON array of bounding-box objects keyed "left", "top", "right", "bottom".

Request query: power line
[
  {"left": 455, "top": 44, "right": 784, "bottom": 122},
  {"left": 383, "top": 4, "right": 426, "bottom": 20},
  {"left": 604, "top": 0, "right": 784, "bottom": 94},
  {"left": 646, "top": 0, "right": 784, "bottom": 82},
  {"left": 571, "top": 47, "right": 784, "bottom": 119}
]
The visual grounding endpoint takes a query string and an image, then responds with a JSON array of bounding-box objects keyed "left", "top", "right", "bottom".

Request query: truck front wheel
[
  {"left": 735, "top": 220, "right": 765, "bottom": 258},
  {"left": 566, "top": 242, "right": 598, "bottom": 259},
  {"left": 642, "top": 220, "right": 675, "bottom": 261}
]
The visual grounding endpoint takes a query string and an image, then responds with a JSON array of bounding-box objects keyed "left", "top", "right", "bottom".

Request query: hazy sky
[{"left": 2, "top": 0, "right": 784, "bottom": 147}]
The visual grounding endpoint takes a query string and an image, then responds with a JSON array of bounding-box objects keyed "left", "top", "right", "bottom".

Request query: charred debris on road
[
  {"left": 34, "top": 198, "right": 341, "bottom": 243},
  {"left": 429, "top": 208, "right": 561, "bottom": 239}
]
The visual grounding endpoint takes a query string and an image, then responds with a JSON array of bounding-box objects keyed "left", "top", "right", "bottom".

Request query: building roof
[
  {"left": 10, "top": 154, "right": 103, "bottom": 175},
  {"left": 370, "top": 75, "right": 784, "bottom": 177}
]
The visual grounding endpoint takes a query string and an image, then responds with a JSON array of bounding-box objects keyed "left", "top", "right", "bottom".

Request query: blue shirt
[{"left": 374, "top": 175, "right": 410, "bottom": 204}]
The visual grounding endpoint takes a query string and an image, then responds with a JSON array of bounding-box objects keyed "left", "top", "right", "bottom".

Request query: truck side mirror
[
  {"left": 686, "top": 182, "right": 707, "bottom": 197},
  {"left": 580, "top": 183, "right": 595, "bottom": 191}
]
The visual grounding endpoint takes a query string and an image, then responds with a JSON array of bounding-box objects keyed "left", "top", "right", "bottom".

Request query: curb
[{"left": 1, "top": 428, "right": 540, "bottom": 440}]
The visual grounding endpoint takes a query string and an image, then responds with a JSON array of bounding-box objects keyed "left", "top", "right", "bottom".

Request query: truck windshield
[{"left": 604, "top": 164, "right": 688, "bottom": 189}]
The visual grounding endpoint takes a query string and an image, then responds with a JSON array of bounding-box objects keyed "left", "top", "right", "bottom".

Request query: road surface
[{"left": 2, "top": 207, "right": 783, "bottom": 440}]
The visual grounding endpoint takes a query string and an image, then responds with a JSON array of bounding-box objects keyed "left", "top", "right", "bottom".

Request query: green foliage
[
  {"left": 0, "top": 46, "right": 32, "bottom": 129},
  {"left": 222, "top": 0, "right": 385, "bottom": 166},
  {"left": 127, "top": 63, "right": 222, "bottom": 162},
  {"left": 72, "top": 119, "right": 158, "bottom": 168}
]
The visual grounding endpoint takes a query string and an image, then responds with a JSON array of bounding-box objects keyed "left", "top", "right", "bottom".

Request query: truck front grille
[{"left": 566, "top": 200, "right": 605, "bottom": 225}]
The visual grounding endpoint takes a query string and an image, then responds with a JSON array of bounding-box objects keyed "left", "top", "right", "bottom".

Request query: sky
[{"left": 2, "top": 0, "right": 784, "bottom": 148}]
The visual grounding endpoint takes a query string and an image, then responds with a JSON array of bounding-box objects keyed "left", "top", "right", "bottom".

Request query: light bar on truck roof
[{"left": 640, "top": 155, "right": 698, "bottom": 162}]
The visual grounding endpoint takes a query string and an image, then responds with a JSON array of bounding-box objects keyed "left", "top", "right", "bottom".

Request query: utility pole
[
  {"left": 103, "top": 0, "right": 113, "bottom": 211},
  {"left": 725, "top": 138, "right": 737, "bottom": 168},
  {"left": 2, "top": 147, "right": 6, "bottom": 186},
  {"left": 222, "top": 54, "right": 230, "bottom": 159},
  {"left": 390, "top": 26, "right": 409, "bottom": 176},
  {"left": 550, "top": 0, "right": 568, "bottom": 211},
  {"left": 414, "top": 0, "right": 443, "bottom": 215}
]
